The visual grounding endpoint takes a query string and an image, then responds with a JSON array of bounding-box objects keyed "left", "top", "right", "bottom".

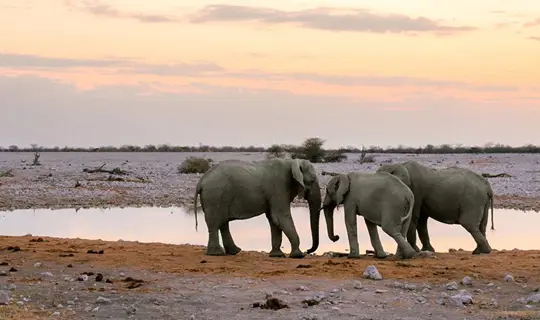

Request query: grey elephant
[
  {"left": 311, "top": 171, "right": 417, "bottom": 260},
  {"left": 376, "top": 160, "right": 494, "bottom": 254},
  {"left": 193, "top": 158, "right": 333, "bottom": 258}
]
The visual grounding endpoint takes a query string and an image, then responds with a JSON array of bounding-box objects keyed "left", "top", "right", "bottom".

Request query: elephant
[
  {"left": 376, "top": 160, "right": 494, "bottom": 255},
  {"left": 313, "top": 171, "right": 417, "bottom": 260},
  {"left": 193, "top": 158, "right": 332, "bottom": 259}
]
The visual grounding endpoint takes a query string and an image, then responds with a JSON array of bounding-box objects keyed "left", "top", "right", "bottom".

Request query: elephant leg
[
  {"left": 461, "top": 214, "right": 492, "bottom": 254},
  {"left": 364, "top": 218, "right": 387, "bottom": 259},
  {"left": 417, "top": 214, "right": 435, "bottom": 252},
  {"left": 381, "top": 222, "right": 416, "bottom": 260},
  {"left": 345, "top": 207, "right": 360, "bottom": 259},
  {"left": 479, "top": 204, "right": 489, "bottom": 237},
  {"left": 205, "top": 213, "right": 226, "bottom": 256},
  {"left": 272, "top": 209, "right": 304, "bottom": 259},
  {"left": 219, "top": 222, "right": 241, "bottom": 255},
  {"left": 265, "top": 212, "right": 285, "bottom": 258}
]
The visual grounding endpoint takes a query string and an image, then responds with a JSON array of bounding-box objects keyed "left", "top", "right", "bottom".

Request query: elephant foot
[
  {"left": 375, "top": 251, "right": 388, "bottom": 259},
  {"left": 206, "top": 246, "right": 226, "bottom": 256},
  {"left": 421, "top": 245, "right": 435, "bottom": 252},
  {"left": 269, "top": 249, "right": 286, "bottom": 258},
  {"left": 224, "top": 245, "right": 242, "bottom": 255},
  {"left": 288, "top": 249, "right": 305, "bottom": 259},
  {"left": 472, "top": 246, "right": 492, "bottom": 255},
  {"left": 347, "top": 253, "right": 361, "bottom": 259},
  {"left": 413, "top": 245, "right": 421, "bottom": 252}
]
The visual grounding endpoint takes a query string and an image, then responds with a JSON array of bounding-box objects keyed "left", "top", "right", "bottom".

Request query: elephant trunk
[
  {"left": 324, "top": 204, "right": 340, "bottom": 242},
  {"left": 305, "top": 182, "right": 322, "bottom": 254}
]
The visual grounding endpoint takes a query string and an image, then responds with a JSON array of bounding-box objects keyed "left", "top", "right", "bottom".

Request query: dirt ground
[{"left": 1, "top": 235, "right": 539, "bottom": 319}]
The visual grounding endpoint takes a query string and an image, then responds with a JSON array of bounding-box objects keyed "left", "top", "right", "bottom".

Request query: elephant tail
[
  {"left": 402, "top": 194, "right": 414, "bottom": 224},
  {"left": 193, "top": 180, "right": 202, "bottom": 232}
]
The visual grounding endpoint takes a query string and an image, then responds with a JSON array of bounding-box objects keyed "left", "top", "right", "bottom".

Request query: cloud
[
  {"left": 65, "top": 0, "right": 180, "bottom": 23},
  {"left": 1, "top": 74, "right": 538, "bottom": 149},
  {"left": 0, "top": 52, "right": 223, "bottom": 75},
  {"left": 524, "top": 18, "right": 540, "bottom": 27},
  {"left": 190, "top": 5, "right": 475, "bottom": 34}
]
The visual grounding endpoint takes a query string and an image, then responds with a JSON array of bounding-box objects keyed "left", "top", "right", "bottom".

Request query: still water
[{"left": 0, "top": 207, "right": 538, "bottom": 254}]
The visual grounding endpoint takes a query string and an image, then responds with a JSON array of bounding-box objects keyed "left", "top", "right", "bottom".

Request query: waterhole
[{"left": 1, "top": 207, "right": 538, "bottom": 254}]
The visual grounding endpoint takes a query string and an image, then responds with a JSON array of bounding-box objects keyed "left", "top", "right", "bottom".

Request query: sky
[{"left": 1, "top": 0, "right": 539, "bottom": 149}]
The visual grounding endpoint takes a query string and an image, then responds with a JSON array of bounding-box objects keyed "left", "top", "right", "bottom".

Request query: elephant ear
[
  {"left": 334, "top": 174, "right": 350, "bottom": 206},
  {"left": 291, "top": 159, "right": 306, "bottom": 197}
]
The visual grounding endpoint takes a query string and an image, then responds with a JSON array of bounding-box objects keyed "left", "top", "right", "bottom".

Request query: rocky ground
[
  {"left": 1, "top": 235, "right": 539, "bottom": 319},
  {"left": 1, "top": 152, "right": 539, "bottom": 319},
  {"left": 0, "top": 152, "right": 539, "bottom": 211}
]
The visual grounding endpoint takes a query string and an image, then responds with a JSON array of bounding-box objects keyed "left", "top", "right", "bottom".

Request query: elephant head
[
  {"left": 290, "top": 159, "right": 324, "bottom": 254},
  {"left": 377, "top": 163, "right": 412, "bottom": 187}
]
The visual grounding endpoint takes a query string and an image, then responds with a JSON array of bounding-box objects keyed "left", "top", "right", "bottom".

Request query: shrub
[
  {"left": 323, "top": 151, "right": 348, "bottom": 163},
  {"left": 292, "top": 137, "right": 326, "bottom": 163},
  {"left": 178, "top": 157, "right": 213, "bottom": 174},
  {"left": 266, "top": 144, "right": 286, "bottom": 159},
  {"left": 358, "top": 146, "right": 376, "bottom": 164}
]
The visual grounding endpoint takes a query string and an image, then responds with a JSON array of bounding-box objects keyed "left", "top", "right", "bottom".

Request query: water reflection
[{"left": 0, "top": 207, "right": 538, "bottom": 254}]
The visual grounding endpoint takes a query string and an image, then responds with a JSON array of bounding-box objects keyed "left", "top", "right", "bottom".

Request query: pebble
[
  {"left": 34, "top": 262, "right": 42, "bottom": 268},
  {"left": 125, "top": 305, "right": 137, "bottom": 315},
  {"left": 353, "top": 281, "right": 363, "bottom": 289},
  {"left": 52, "top": 311, "right": 60, "bottom": 316},
  {"left": 77, "top": 275, "right": 89, "bottom": 282},
  {"left": 375, "top": 289, "right": 387, "bottom": 294},
  {"left": 461, "top": 276, "right": 473, "bottom": 286},
  {"left": 363, "top": 265, "right": 382, "bottom": 280},
  {"left": 40, "top": 271, "right": 54, "bottom": 277},
  {"left": 0, "top": 290, "right": 10, "bottom": 305},
  {"left": 527, "top": 293, "right": 540, "bottom": 304},
  {"left": 297, "top": 285, "right": 309, "bottom": 291},
  {"left": 445, "top": 281, "right": 458, "bottom": 290},
  {"left": 95, "top": 296, "right": 111, "bottom": 304},
  {"left": 504, "top": 274, "right": 514, "bottom": 282}
]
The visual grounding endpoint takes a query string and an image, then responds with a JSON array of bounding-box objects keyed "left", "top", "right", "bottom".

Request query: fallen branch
[
  {"left": 83, "top": 163, "right": 129, "bottom": 175},
  {"left": 321, "top": 171, "right": 339, "bottom": 176},
  {"left": 481, "top": 173, "right": 512, "bottom": 178}
]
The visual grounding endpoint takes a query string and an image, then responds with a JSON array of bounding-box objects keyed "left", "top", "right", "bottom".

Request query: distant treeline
[{"left": 1, "top": 143, "right": 540, "bottom": 154}]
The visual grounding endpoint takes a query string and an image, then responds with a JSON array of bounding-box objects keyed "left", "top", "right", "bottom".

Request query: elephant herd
[{"left": 193, "top": 158, "right": 495, "bottom": 260}]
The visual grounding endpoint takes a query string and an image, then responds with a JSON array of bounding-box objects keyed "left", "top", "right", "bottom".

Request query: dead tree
[{"left": 31, "top": 152, "right": 41, "bottom": 166}]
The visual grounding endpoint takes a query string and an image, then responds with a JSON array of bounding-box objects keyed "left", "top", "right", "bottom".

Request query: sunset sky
[{"left": 1, "top": 0, "right": 539, "bottom": 149}]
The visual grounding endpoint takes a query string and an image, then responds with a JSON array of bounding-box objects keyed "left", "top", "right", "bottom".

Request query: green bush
[
  {"left": 323, "top": 151, "right": 348, "bottom": 163},
  {"left": 178, "top": 157, "right": 213, "bottom": 174}
]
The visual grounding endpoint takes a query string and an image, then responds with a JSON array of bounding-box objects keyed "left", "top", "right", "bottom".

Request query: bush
[
  {"left": 292, "top": 137, "right": 325, "bottom": 163},
  {"left": 178, "top": 157, "right": 213, "bottom": 174},
  {"left": 358, "top": 146, "right": 376, "bottom": 164},
  {"left": 323, "top": 151, "right": 348, "bottom": 163},
  {"left": 266, "top": 144, "right": 286, "bottom": 159}
]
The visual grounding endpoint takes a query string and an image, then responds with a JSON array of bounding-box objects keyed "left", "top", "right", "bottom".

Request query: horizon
[{"left": 1, "top": 1, "right": 539, "bottom": 149}]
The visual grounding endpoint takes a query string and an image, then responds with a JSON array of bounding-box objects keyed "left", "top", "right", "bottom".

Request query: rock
[
  {"left": 0, "top": 271, "right": 7, "bottom": 277},
  {"left": 40, "top": 271, "right": 54, "bottom": 277},
  {"left": 67, "top": 301, "right": 75, "bottom": 305},
  {"left": 92, "top": 307, "right": 100, "bottom": 312},
  {"left": 487, "top": 282, "right": 494, "bottom": 287},
  {"left": 17, "top": 301, "right": 24, "bottom": 306},
  {"left": 445, "top": 281, "right": 458, "bottom": 290},
  {"left": 353, "top": 281, "right": 363, "bottom": 289},
  {"left": 95, "top": 273, "right": 103, "bottom": 282},
  {"left": 0, "top": 290, "right": 11, "bottom": 305},
  {"left": 7, "top": 284, "right": 16, "bottom": 291},
  {"left": 96, "top": 296, "right": 112, "bottom": 304},
  {"left": 422, "top": 288, "right": 430, "bottom": 293},
  {"left": 363, "top": 265, "right": 382, "bottom": 280},
  {"left": 125, "top": 305, "right": 137, "bottom": 315},
  {"left": 461, "top": 276, "right": 473, "bottom": 286},
  {"left": 504, "top": 274, "right": 514, "bottom": 282},
  {"left": 297, "top": 285, "right": 309, "bottom": 291},
  {"left": 449, "top": 248, "right": 457, "bottom": 253},
  {"left": 417, "top": 251, "right": 436, "bottom": 258},
  {"left": 526, "top": 293, "right": 540, "bottom": 304},
  {"left": 52, "top": 311, "right": 61, "bottom": 316},
  {"left": 34, "top": 262, "right": 42, "bottom": 268},
  {"left": 253, "top": 297, "right": 289, "bottom": 310},
  {"left": 415, "top": 296, "right": 427, "bottom": 303},
  {"left": 448, "top": 290, "right": 473, "bottom": 307},
  {"left": 375, "top": 289, "right": 387, "bottom": 294},
  {"left": 77, "top": 275, "right": 89, "bottom": 282}
]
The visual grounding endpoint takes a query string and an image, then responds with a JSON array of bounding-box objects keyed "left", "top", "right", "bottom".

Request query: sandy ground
[
  {"left": 1, "top": 235, "right": 539, "bottom": 319},
  {"left": 0, "top": 152, "right": 539, "bottom": 211}
]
